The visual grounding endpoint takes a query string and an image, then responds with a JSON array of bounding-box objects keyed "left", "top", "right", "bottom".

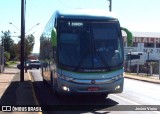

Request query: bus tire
[
  {"left": 100, "top": 94, "right": 108, "bottom": 99},
  {"left": 50, "top": 71, "right": 53, "bottom": 86},
  {"left": 51, "top": 72, "right": 59, "bottom": 97},
  {"left": 42, "top": 78, "right": 45, "bottom": 83},
  {"left": 53, "top": 79, "right": 59, "bottom": 97}
]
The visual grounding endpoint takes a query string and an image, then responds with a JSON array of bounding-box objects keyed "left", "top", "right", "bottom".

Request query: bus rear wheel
[
  {"left": 52, "top": 81, "right": 60, "bottom": 97},
  {"left": 51, "top": 77, "right": 59, "bottom": 97},
  {"left": 99, "top": 94, "right": 108, "bottom": 99}
]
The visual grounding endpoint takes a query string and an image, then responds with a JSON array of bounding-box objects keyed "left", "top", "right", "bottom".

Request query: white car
[{"left": 28, "top": 60, "right": 41, "bottom": 69}]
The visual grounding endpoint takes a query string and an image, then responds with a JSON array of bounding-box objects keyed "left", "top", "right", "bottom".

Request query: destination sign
[{"left": 68, "top": 22, "right": 83, "bottom": 27}]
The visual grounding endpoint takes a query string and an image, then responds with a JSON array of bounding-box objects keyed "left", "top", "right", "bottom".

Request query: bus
[{"left": 40, "top": 9, "right": 132, "bottom": 98}]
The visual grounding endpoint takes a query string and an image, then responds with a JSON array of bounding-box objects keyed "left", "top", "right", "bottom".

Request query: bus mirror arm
[
  {"left": 121, "top": 27, "right": 133, "bottom": 47},
  {"left": 51, "top": 28, "right": 57, "bottom": 47}
]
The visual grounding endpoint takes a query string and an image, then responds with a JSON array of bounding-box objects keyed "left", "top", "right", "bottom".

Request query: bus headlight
[
  {"left": 58, "top": 74, "right": 74, "bottom": 81},
  {"left": 112, "top": 74, "right": 123, "bottom": 80}
]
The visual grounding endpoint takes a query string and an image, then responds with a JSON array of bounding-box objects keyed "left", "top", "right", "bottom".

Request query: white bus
[{"left": 40, "top": 9, "right": 132, "bottom": 98}]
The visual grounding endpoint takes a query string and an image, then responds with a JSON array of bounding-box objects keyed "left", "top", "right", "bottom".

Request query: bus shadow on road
[{"left": 55, "top": 94, "right": 119, "bottom": 111}]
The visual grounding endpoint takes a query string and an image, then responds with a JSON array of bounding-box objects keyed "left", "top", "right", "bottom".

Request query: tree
[
  {"left": 1, "top": 30, "right": 35, "bottom": 61},
  {"left": 11, "top": 44, "right": 19, "bottom": 61},
  {"left": 4, "top": 51, "right": 10, "bottom": 62},
  {"left": 1, "top": 30, "right": 13, "bottom": 51},
  {"left": 17, "top": 34, "right": 35, "bottom": 60},
  {"left": 1, "top": 30, "right": 15, "bottom": 60},
  {"left": 25, "top": 34, "right": 35, "bottom": 54},
  {"left": 39, "top": 35, "right": 52, "bottom": 60}
]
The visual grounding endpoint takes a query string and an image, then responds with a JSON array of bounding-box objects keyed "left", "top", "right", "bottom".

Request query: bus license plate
[{"left": 88, "top": 87, "right": 99, "bottom": 91}]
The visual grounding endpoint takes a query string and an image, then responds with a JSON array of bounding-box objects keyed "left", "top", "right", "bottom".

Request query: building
[
  {"left": 27, "top": 53, "right": 39, "bottom": 60},
  {"left": 123, "top": 31, "right": 160, "bottom": 74},
  {"left": 123, "top": 32, "right": 160, "bottom": 65}
]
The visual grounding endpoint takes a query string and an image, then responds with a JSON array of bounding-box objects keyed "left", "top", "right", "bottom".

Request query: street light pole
[
  {"left": 20, "top": 0, "right": 25, "bottom": 82},
  {"left": 10, "top": 1, "right": 39, "bottom": 80},
  {"left": 129, "top": 49, "right": 132, "bottom": 72},
  {"left": 9, "top": 22, "right": 20, "bottom": 32},
  {"left": 107, "top": 0, "right": 112, "bottom": 12},
  {"left": 147, "top": 50, "right": 150, "bottom": 76},
  {"left": 9, "top": 23, "right": 39, "bottom": 35},
  {"left": 25, "top": 23, "right": 40, "bottom": 34},
  {"left": 9, "top": 22, "right": 39, "bottom": 74},
  {"left": 159, "top": 59, "right": 160, "bottom": 80},
  {"left": 130, "top": 51, "right": 131, "bottom": 72}
]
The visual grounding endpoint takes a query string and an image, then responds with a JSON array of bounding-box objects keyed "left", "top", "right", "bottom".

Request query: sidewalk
[
  {"left": 0, "top": 66, "right": 40, "bottom": 114},
  {"left": 124, "top": 72, "right": 160, "bottom": 84}
]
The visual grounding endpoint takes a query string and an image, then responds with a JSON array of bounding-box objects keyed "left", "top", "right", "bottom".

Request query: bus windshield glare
[{"left": 58, "top": 20, "right": 123, "bottom": 70}]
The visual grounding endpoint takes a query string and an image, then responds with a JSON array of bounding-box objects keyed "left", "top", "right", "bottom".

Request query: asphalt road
[{"left": 29, "top": 70, "right": 160, "bottom": 114}]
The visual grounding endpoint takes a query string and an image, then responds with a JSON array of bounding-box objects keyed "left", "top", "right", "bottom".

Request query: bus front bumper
[{"left": 56, "top": 78, "right": 124, "bottom": 95}]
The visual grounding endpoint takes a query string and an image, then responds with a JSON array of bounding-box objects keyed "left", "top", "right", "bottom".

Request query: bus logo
[{"left": 91, "top": 80, "right": 96, "bottom": 84}]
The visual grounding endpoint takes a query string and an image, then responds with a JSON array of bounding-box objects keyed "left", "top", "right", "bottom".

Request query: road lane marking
[
  {"left": 28, "top": 71, "right": 32, "bottom": 81},
  {"left": 27, "top": 71, "right": 43, "bottom": 114},
  {"left": 110, "top": 94, "right": 160, "bottom": 114},
  {"left": 110, "top": 94, "right": 140, "bottom": 105}
]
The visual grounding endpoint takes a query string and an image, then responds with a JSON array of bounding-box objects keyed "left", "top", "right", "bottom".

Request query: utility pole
[
  {"left": 108, "top": 0, "right": 112, "bottom": 12},
  {"left": 11, "top": 1, "right": 39, "bottom": 79},
  {"left": 20, "top": 0, "right": 25, "bottom": 82},
  {"left": 129, "top": 49, "right": 132, "bottom": 72},
  {"left": 147, "top": 50, "right": 150, "bottom": 76},
  {"left": 159, "top": 59, "right": 160, "bottom": 80}
]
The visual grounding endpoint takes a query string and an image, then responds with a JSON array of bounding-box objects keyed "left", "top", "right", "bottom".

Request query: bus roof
[{"left": 55, "top": 9, "right": 118, "bottom": 20}]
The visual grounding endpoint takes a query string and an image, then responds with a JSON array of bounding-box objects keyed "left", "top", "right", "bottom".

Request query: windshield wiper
[
  {"left": 73, "top": 49, "right": 90, "bottom": 72},
  {"left": 95, "top": 51, "right": 111, "bottom": 71}
]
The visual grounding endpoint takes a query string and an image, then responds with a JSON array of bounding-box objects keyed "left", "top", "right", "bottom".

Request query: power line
[{"left": 57, "top": 0, "right": 71, "bottom": 8}]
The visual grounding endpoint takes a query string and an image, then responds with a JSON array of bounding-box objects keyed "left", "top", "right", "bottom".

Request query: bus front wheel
[
  {"left": 52, "top": 77, "right": 59, "bottom": 97},
  {"left": 52, "top": 79, "right": 60, "bottom": 97},
  {"left": 100, "top": 94, "right": 108, "bottom": 99}
]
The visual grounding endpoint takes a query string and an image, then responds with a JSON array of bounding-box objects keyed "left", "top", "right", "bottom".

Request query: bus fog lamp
[
  {"left": 115, "top": 85, "right": 120, "bottom": 90},
  {"left": 62, "top": 86, "right": 70, "bottom": 91}
]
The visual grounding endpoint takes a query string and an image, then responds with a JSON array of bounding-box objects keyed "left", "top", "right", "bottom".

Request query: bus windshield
[{"left": 58, "top": 20, "right": 123, "bottom": 71}]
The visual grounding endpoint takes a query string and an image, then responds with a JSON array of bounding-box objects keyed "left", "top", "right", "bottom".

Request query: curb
[
  {"left": 27, "top": 72, "right": 40, "bottom": 106},
  {"left": 27, "top": 72, "right": 43, "bottom": 114},
  {"left": 124, "top": 74, "right": 160, "bottom": 84}
]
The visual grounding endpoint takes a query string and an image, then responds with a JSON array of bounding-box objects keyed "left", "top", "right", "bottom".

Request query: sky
[{"left": 0, "top": 0, "right": 160, "bottom": 53}]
